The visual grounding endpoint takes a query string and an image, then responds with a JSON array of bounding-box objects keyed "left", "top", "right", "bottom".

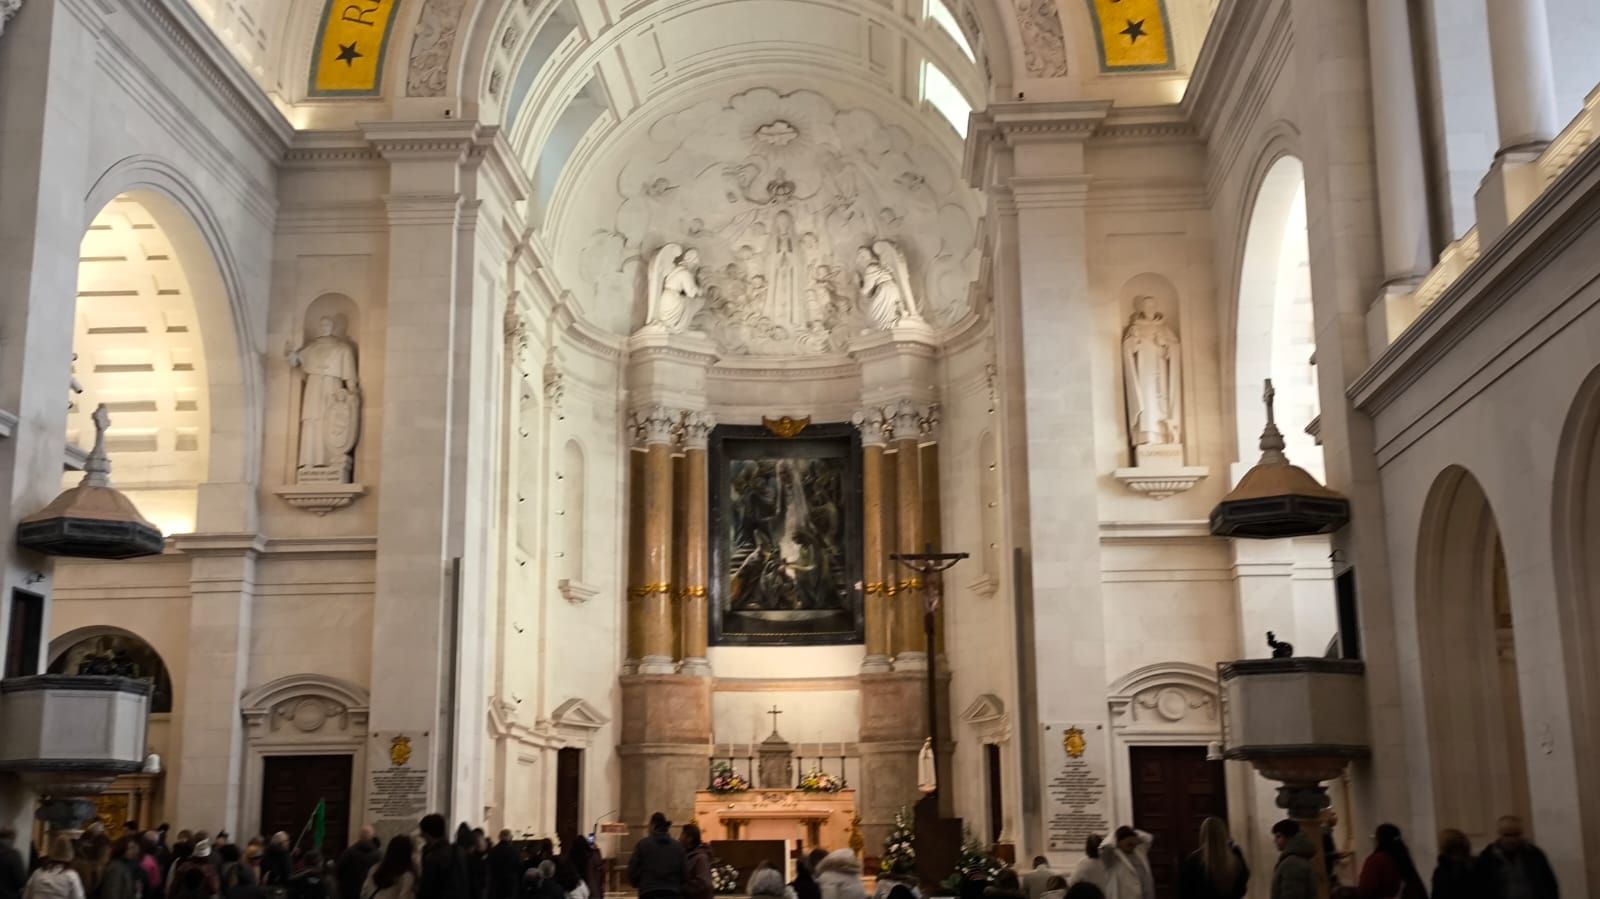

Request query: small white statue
[
  {"left": 856, "top": 241, "right": 922, "bottom": 331},
  {"left": 1122, "top": 295, "right": 1183, "bottom": 447},
  {"left": 286, "top": 316, "right": 361, "bottom": 482},
  {"left": 644, "top": 244, "right": 705, "bottom": 333}
]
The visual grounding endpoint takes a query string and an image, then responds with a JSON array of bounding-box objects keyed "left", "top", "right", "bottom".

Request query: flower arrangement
[
  {"left": 711, "top": 861, "right": 741, "bottom": 894},
  {"left": 942, "top": 828, "right": 1004, "bottom": 891},
  {"left": 799, "top": 768, "right": 844, "bottom": 793},
  {"left": 880, "top": 806, "right": 916, "bottom": 874},
  {"left": 708, "top": 761, "right": 750, "bottom": 794}
]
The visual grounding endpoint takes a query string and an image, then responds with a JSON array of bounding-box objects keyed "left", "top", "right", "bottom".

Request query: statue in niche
[
  {"left": 1122, "top": 295, "right": 1183, "bottom": 451},
  {"left": 856, "top": 241, "right": 922, "bottom": 331},
  {"left": 643, "top": 244, "right": 705, "bottom": 333},
  {"left": 287, "top": 316, "right": 361, "bottom": 483}
]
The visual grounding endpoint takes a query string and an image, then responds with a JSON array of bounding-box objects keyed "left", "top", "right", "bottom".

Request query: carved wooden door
[
  {"left": 1129, "top": 746, "right": 1227, "bottom": 899},
  {"left": 260, "top": 755, "right": 353, "bottom": 856}
]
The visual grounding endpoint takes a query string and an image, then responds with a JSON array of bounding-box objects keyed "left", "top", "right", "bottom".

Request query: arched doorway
[
  {"left": 1415, "top": 466, "right": 1531, "bottom": 847},
  {"left": 1553, "top": 365, "right": 1600, "bottom": 887}
]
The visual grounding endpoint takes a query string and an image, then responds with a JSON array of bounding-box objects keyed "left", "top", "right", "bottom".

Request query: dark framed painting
[{"left": 708, "top": 422, "right": 864, "bottom": 646}]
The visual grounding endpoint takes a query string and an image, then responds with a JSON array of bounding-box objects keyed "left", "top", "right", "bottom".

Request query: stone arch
[
  {"left": 1552, "top": 364, "right": 1600, "bottom": 888},
  {"left": 1415, "top": 465, "right": 1531, "bottom": 847},
  {"left": 80, "top": 157, "right": 262, "bottom": 524},
  {"left": 1105, "top": 662, "right": 1223, "bottom": 829},
  {"left": 47, "top": 625, "right": 175, "bottom": 714}
]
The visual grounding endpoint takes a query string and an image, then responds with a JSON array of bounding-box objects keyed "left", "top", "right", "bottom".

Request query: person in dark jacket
[
  {"left": 418, "top": 816, "right": 470, "bottom": 899},
  {"left": 337, "top": 831, "right": 382, "bottom": 899},
  {"left": 261, "top": 836, "right": 294, "bottom": 889},
  {"left": 1473, "top": 816, "right": 1558, "bottom": 899},
  {"left": 99, "top": 839, "right": 144, "bottom": 899},
  {"left": 788, "top": 852, "right": 820, "bottom": 899},
  {"left": 1429, "top": 829, "right": 1473, "bottom": 899},
  {"left": 1355, "top": 824, "right": 1425, "bottom": 899},
  {"left": 288, "top": 852, "right": 329, "bottom": 899},
  {"left": 0, "top": 827, "right": 28, "bottom": 899},
  {"left": 486, "top": 833, "right": 523, "bottom": 899},
  {"left": 455, "top": 827, "right": 484, "bottom": 899},
  {"left": 626, "top": 815, "right": 685, "bottom": 899},
  {"left": 677, "top": 826, "right": 710, "bottom": 899},
  {"left": 1270, "top": 821, "right": 1316, "bottom": 899},
  {"left": 1179, "top": 817, "right": 1248, "bottom": 899},
  {"left": 982, "top": 870, "right": 1027, "bottom": 899}
]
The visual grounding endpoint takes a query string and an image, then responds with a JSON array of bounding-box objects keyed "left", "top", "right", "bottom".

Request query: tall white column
[
  {"left": 0, "top": 0, "right": 100, "bottom": 837},
  {"left": 1486, "top": 0, "right": 1560, "bottom": 151},
  {"left": 1365, "top": 0, "right": 1432, "bottom": 284},
  {"left": 967, "top": 103, "right": 1109, "bottom": 856},
  {"left": 1475, "top": 0, "right": 1561, "bottom": 243}
]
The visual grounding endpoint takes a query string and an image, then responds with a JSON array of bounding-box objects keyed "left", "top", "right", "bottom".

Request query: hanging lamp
[
  {"left": 18, "top": 404, "right": 164, "bottom": 559},
  {"left": 1210, "top": 380, "right": 1349, "bottom": 538}
]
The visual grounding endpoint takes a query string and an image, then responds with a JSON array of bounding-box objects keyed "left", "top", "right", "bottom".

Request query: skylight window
[
  {"left": 922, "top": 61, "right": 971, "bottom": 137},
  {"left": 927, "top": 0, "right": 975, "bottom": 61}
]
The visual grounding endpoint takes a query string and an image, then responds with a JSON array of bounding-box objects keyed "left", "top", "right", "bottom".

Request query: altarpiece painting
[{"left": 708, "top": 423, "right": 863, "bottom": 645}]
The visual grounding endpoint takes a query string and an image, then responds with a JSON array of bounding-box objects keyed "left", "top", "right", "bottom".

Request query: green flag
[{"left": 300, "top": 799, "right": 327, "bottom": 851}]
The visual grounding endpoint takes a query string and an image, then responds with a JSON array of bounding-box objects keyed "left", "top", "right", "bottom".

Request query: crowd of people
[
  {"left": 0, "top": 817, "right": 605, "bottom": 899},
  {"left": 0, "top": 810, "right": 1558, "bottom": 899}
]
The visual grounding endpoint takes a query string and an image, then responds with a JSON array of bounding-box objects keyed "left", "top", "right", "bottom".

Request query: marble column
[
  {"left": 624, "top": 449, "right": 646, "bottom": 674},
  {"left": 853, "top": 407, "right": 894, "bottom": 673},
  {"left": 1364, "top": 0, "right": 1432, "bottom": 284},
  {"left": 892, "top": 401, "right": 926, "bottom": 669},
  {"left": 1475, "top": 0, "right": 1561, "bottom": 241},
  {"left": 633, "top": 405, "right": 678, "bottom": 676},
  {"left": 679, "top": 413, "right": 714, "bottom": 677}
]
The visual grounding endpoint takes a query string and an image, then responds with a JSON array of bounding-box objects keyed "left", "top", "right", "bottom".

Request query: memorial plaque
[
  {"left": 1041, "top": 722, "right": 1111, "bottom": 852},
  {"left": 366, "top": 731, "right": 431, "bottom": 839}
]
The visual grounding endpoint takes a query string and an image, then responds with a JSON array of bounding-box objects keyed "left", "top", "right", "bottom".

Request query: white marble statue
[
  {"left": 856, "top": 241, "right": 922, "bottom": 330},
  {"left": 644, "top": 244, "right": 705, "bottom": 333},
  {"left": 0, "top": 0, "right": 21, "bottom": 39},
  {"left": 1122, "top": 295, "right": 1183, "bottom": 447},
  {"left": 287, "top": 316, "right": 361, "bottom": 482}
]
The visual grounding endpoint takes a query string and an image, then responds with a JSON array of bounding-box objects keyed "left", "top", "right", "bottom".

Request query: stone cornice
[
  {"left": 122, "top": 0, "right": 293, "bottom": 155},
  {"left": 361, "top": 120, "right": 487, "bottom": 160},
  {"left": 1093, "top": 106, "right": 1199, "bottom": 144},
  {"left": 964, "top": 100, "right": 1114, "bottom": 188},
  {"left": 283, "top": 132, "right": 383, "bottom": 168}
]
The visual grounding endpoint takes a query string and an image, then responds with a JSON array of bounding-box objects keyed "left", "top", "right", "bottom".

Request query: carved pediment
[
  {"left": 960, "top": 693, "right": 1010, "bottom": 743},
  {"left": 550, "top": 697, "right": 610, "bottom": 732},
  {"left": 241, "top": 674, "right": 370, "bottom": 736},
  {"left": 1106, "top": 663, "right": 1219, "bottom": 732}
]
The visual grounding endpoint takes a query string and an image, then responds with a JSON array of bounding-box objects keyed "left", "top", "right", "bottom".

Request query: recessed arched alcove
[{"left": 1415, "top": 465, "right": 1531, "bottom": 847}]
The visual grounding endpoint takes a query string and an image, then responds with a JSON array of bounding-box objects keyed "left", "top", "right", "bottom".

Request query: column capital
[
  {"left": 628, "top": 405, "right": 680, "bottom": 448},
  {"left": 681, "top": 411, "right": 716, "bottom": 451},
  {"left": 965, "top": 99, "right": 1110, "bottom": 189},
  {"left": 851, "top": 407, "right": 893, "bottom": 448},
  {"left": 853, "top": 400, "right": 940, "bottom": 445}
]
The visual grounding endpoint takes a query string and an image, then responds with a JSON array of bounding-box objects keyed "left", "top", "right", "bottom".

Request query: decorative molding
[
  {"left": 407, "top": 0, "right": 467, "bottom": 97},
  {"left": 1111, "top": 466, "right": 1209, "bottom": 499},
  {"left": 549, "top": 697, "right": 610, "bottom": 734},
  {"left": 1013, "top": 0, "right": 1068, "bottom": 77},
  {"left": 577, "top": 88, "right": 980, "bottom": 355},
  {"left": 967, "top": 572, "right": 999, "bottom": 598},
  {"left": 1107, "top": 662, "right": 1219, "bottom": 731},
  {"left": 273, "top": 483, "right": 367, "bottom": 515},
  {"left": 713, "top": 677, "right": 861, "bottom": 693},
  {"left": 241, "top": 674, "right": 370, "bottom": 736},
  {"left": 557, "top": 578, "right": 599, "bottom": 604},
  {"left": 1097, "top": 519, "right": 1214, "bottom": 542},
  {"left": 960, "top": 692, "right": 1011, "bottom": 743},
  {"left": 0, "top": 0, "right": 20, "bottom": 38}
]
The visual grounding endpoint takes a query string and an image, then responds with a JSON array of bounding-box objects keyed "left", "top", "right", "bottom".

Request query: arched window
[
  {"left": 926, "top": 0, "right": 975, "bottom": 61},
  {"left": 922, "top": 61, "right": 972, "bottom": 137}
]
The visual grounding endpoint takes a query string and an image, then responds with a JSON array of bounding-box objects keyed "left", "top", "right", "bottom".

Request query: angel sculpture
[
  {"left": 856, "top": 241, "right": 923, "bottom": 331},
  {"left": 643, "top": 244, "right": 705, "bottom": 333}
]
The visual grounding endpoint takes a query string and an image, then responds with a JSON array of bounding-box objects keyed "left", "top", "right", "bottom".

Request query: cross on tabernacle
[{"left": 767, "top": 705, "right": 783, "bottom": 735}]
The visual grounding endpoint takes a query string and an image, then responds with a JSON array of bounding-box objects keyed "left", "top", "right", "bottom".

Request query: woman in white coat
[
  {"left": 24, "top": 838, "right": 84, "bottom": 899},
  {"left": 814, "top": 849, "right": 867, "bottom": 899},
  {"left": 1099, "top": 828, "right": 1154, "bottom": 899}
]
